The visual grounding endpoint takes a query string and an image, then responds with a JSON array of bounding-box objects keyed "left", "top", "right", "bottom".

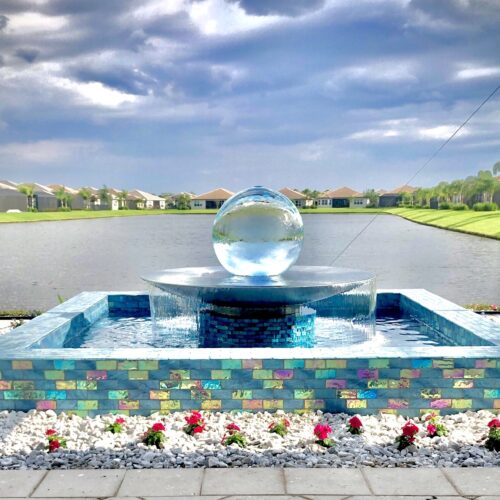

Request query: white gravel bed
[{"left": 0, "top": 409, "right": 498, "bottom": 469}]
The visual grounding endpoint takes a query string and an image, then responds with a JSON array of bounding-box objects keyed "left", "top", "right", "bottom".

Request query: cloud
[
  {"left": 0, "top": 14, "right": 8, "bottom": 30},
  {"left": 455, "top": 66, "right": 500, "bottom": 80},
  {"left": 227, "top": 0, "right": 326, "bottom": 17},
  {"left": 15, "top": 48, "right": 40, "bottom": 63},
  {"left": 0, "top": 140, "right": 103, "bottom": 164}
]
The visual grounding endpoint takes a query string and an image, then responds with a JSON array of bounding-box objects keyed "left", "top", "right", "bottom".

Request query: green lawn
[
  {"left": 389, "top": 208, "right": 500, "bottom": 240},
  {"left": 1, "top": 207, "right": 498, "bottom": 240}
]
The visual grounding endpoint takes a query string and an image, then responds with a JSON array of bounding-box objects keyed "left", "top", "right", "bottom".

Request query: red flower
[
  {"left": 314, "top": 423, "right": 331, "bottom": 441},
  {"left": 115, "top": 417, "right": 126, "bottom": 425},
  {"left": 45, "top": 429, "right": 57, "bottom": 436},
  {"left": 193, "top": 425, "right": 205, "bottom": 434},
  {"left": 185, "top": 412, "right": 203, "bottom": 426},
  {"left": 226, "top": 423, "right": 240, "bottom": 432},
  {"left": 284, "top": 419, "right": 290, "bottom": 428},
  {"left": 488, "top": 418, "right": 500, "bottom": 428},
  {"left": 349, "top": 416, "right": 363, "bottom": 429},
  {"left": 402, "top": 421, "right": 419, "bottom": 437},
  {"left": 48, "top": 439, "right": 60, "bottom": 452},
  {"left": 268, "top": 422, "right": 275, "bottom": 430},
  {"left": 427, "top": 423, "right": 437, "bottom": 436},
  {"left": 151, "top": 422, "right": 165, "bottom": 432},
  {"left": 491, "top": 304, "right": 498, "bottom": 310}
]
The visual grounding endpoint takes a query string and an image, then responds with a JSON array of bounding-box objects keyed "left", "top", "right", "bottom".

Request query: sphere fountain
[{"left": 142, "top": 186, "right": 376, "bottom": 347}]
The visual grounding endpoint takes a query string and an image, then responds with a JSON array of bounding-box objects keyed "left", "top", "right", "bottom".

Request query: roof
[
  {"left": 321, "top": 186, "right": 362, "bottom": 198},
  {"left": 32, "top": 183, "right": 55, "bottom": 195},
  {"left": 383, "top": 184, "right": 418, "bottom": 195},
  {"left": 129, "top": 189, "right": 165, "bottom": 202},
  {"left": 48, "top": 184, "right": 79, "bottom": 195},
  {"left": 279, "top": 187, "right": 306, "bottom": 200},
  {"left": 0, "top": 181, "right": 17, "bottom": 191},
  {"left": 192, "top": 188, "right": 234, "bottom": 200},
  {"left": 0, "top": 180, "right": 18, "bottom": 189}
]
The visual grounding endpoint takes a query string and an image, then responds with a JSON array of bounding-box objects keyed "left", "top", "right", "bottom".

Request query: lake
[{"left": 0, "top": 213, "right": 498, "bottom": 310}]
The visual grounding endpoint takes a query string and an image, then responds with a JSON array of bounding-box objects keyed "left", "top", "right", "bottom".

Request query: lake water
[{"left": 0, "top": 214, "right": 499, "bottom": 310}]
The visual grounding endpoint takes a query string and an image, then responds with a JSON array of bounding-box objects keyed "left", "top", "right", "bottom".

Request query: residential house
[
  {"left": 128, "top": 190, "right": 166, "bottom": 209},
  {"left": 24, "top": 183, "right": 58, "bottom": 211},
  {"left": 316, "top": 187, "right": 370, "bottom": 208},
  {"left": 494, "top": 176, "right": 500, "bottom": 206},
  {"left": 85, "top": 187, "right": 119, "bottom": 210},
  {"left": 279, "top": 187, "right": 312, "bottom": 208},
  {"left": 190, "top": 188, "right": 234, "bottom": 209},
  {"left": 48, "top": 185, "right": 86, "bottom": 210},
  {"left": 379, "top": 185, "right": 417, "bottom": 207},
  {"left": 0, "top": 181, "right": 27, "bottom": 212}
]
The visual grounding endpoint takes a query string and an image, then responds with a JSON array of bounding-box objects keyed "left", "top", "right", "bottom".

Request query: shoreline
[{"left": 0, "top": 207, "right": 498, "bottom": 240}]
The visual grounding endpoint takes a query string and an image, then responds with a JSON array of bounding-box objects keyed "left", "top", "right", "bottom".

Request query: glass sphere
[{"left": 212, "top": 186, "right": 304, "bottom": 276}]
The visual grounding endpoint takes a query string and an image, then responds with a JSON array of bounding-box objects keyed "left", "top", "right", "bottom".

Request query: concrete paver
[
  {"left": 202, "top": 469, "right": 285, "bottom": 495},
  {"left": 285, "top": 469, "right": 371, "bottom": 496},
  {"left": 0, "top": 471, "right": 46, "bottom": 498},
  {"left": 444, "top": 468, "right": 500, "bottom": 496},
  {"left": 117, "top": 469, "right": 203, "bottom": 497},
  {"left": 345, "top": 496, "right": 468, "bottom": 500},
  {"left": 363, "top": 468, "right": 457, "bottom": 496},
  {"left": 31, "top": 470, "right": 125, "bottom": 498}
]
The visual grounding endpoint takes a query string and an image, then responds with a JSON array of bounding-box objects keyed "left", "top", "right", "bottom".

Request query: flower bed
[{"left": 0, "top": 410, "right": 499, "bottom": 469}]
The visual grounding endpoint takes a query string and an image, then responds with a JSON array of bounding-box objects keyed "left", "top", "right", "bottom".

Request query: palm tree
[
  {"left": 493, "top": 161, "right": 500, "bottom": 175},
  {"left": 99, "top": 185, "right": 110, "bottom": 207},
  {"left": 17, "top": 183, "right": 36, "bottom": 210},
  {"left": 476, "top": 170, "right": 496, "bottom": 203},
  {"left": 54, "top": 186, "right": 69, "bottom": 209},
  {"left": 78, "top": 188, "right": 92, "bottom": 210},
  {"left": 118, "top": 190, "right": 129, "bottom": 209}
]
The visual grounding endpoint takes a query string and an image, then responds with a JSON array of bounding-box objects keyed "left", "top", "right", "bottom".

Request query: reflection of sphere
[{"left": 212, "top": 186, "right": 304, "bottom": 276}]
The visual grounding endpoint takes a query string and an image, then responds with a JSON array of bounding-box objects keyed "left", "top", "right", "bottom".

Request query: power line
[{"left": 330, "top": 83, "right": 500, "bottom": 266}]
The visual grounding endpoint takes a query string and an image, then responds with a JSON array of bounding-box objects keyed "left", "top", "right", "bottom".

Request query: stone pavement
[{"left": 0, "top": 468, "right": 498, "bottom": 499}]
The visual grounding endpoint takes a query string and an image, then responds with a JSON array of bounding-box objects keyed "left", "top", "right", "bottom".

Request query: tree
[
  {"left": 476, "top": 170, "right": 496, "bottom": 203},
  {"left": 175, "top": 193, "right": 192, "bottom": 210},
  {"left": 78, "top": 188, "right": 92, "bottom": 210},
  {"left": 54, "top": 186, "right": 71, "bottom": 209},
  {"left": 117, "top": 190, "right": 129, "bottom": 209},
  {"left": 17, "top": 183, "right": 35, "bottom": 210},
  {"left": 99, "top": 185, "right": 110, "bottom": 206},
  {"left": 363, "top": 189, "right": 379, "bottom": 207},
  {"left": 493, "top": 161, "right": 500, "bottom": 175},
  {"left": 301, "top": 188, "right": 320, "bottom": 200}
]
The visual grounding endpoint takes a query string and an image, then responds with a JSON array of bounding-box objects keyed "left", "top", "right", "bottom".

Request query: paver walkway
[{"left": 0, "top": 468, "right": 498, "bottom": 499}]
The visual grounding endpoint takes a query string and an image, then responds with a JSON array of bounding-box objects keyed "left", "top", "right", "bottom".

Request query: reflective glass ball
[{"left": 212, "top": 186, "right": 304, "bottom": 276}]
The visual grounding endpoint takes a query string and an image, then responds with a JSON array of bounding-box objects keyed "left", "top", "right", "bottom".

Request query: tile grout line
[
  {"left": 114, "top": 469, "right": 127, "bottom": 498},
  {"left": 200, "top": 467, "right": 206, "bottom": 496},
  {"left": 27, "top": 470, "right": 48, "bottom": 497},
  {"left": 358, "top": 466, "right": 374, "bottom": 495},
  {"left": 281, "top": 467, "right": 287, "bottom": 495},
  {"left": 440, "top": 467, "right": 465, "bottom": 496}
]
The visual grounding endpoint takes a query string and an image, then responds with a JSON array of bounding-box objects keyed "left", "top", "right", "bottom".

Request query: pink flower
[
  {"left": 115, "top": 417, "right": 126, "bottom": 425},
  {"left": 314, "top": 423, "right": 331, "bottom": 441},
  {"left": 488, "top": 418, "right": 500, "bottom": 428},
  {"left": 226, "top": 423, "right": 241, "bottom": 432},
  {"left": 284, "top": 419, "right": 290, "bottom": 428},
  {"left": 193, "top": 425, "right": 205, "bottom": 434},
  {"left": 491, "top": 304, "right": 497, "bottom": 310},
  {"left": 427, "top": 423, "right": 437, "bottom": 436},
  {"left": 349, "top": 416, "right": 363, "bottom": 429},
  {"left": 48, "top": 439, "right": 60, "bottom": 452},
  {"left": 402, "top": 421, "right": 419, "bottom": 437},
  {"left": 151, "top": 422, "right": 165, "bottom": 432},
  {"left": 185, "top": 411, "right": 203, "bottom": 426},
  {"left": 45, "top": 429, "right": 57, "bottom": 436}
]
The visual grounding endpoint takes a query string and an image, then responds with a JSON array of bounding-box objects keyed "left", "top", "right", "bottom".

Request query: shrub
[
  {"left": 183, "top": 411, "right": 206, "bottom": 436},
  {"left": 452, "top": 203, "right": 468, "bottom": 210},
  {"left": 485, "top": 418, "right": 500, "bottom": 452},
  {"left": 473, "top": 202, "right": 498, "bottom": 211},
  {"left": 45, "top": 429, "right": 67, "bottom": 453},
  {"left": 424, "top": 412, "right": 448, "bottom": 438},
  {"left": 314, "top": 423, "right": 334, "bottom": 448},
  {"left": 347, "top": 415, "right": 364, "bottom": 435},
  {"left": 438, "top": 202, "right": 451, "bottom": 210},
  {"left": 142, "top": 422, "right": 166, "bottom": 448},
  {"left": 221, "top": 423, "right": 246, "bottom": 448},
  {"left": 268, "top": 418, "right": 290, "bottom": 438},
  {"left": 395, "top": 421, "right": 419, "bottom": 451},
  {"left": 106, "top": 417, "right": 126, "bottom": 434}
]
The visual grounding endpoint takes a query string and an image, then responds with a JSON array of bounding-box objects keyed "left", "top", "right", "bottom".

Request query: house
[
  {"left": 85, "top": 187, "right": 120, "bottom": 210},
  {"left": 171, "top": 192, "right": 193, "bottom": 209},
  {"left": 316, "top": 187, "right": 370, "bottom": 208},
  {"left": 190, "top": 188, "right": 234, "bottom": 209},
  {"left": 128, "top": 190, "right": 166, "bottom": 209},
  {"left": 0, "top": 181, "right": 28, "bottom": 212},
  {"left": 379, "top": 185, "right": 417, "bottom": 207},
  {"left": 48, "top": 185, "right": 86, "bottom": 210},
  {"left": 279, "top": 187, "right": 312, "bottom": 208}
]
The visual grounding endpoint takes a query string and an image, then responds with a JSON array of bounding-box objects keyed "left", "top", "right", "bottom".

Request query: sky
[{"left": 0, "top": 0, "right": 499, "bottom": 194}]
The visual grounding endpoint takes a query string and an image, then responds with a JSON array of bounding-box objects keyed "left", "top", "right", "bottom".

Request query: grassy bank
[{"left": 389, "top": 208, "right": 500, "bottom": 240}]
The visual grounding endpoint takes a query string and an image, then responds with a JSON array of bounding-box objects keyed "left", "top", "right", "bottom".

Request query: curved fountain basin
[{"left": 141, "top": 265, "right": 375, "bottom": 307}]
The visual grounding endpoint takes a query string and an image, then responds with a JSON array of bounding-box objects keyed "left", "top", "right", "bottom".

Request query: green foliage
[
  {"left": 452, "top": 203, "right": 468, "bottom": 210},
  {"left": 473, "top": 202, "right": 498, "bottom": 211},
  {"left": 142, "top": 429, "right": 165, "bottom": 449},
  {"left": 363, "top": 189, "right": 379, "bottom": 207},
  {"left": 174, "top": 193, "right": 192, "bottom": 210},
  {"left": 438, "top": 202, "right": 451, "bottom": 210},
  {"left": 485, "top": 426, "right": 500, "bottom": 452},
  {"left": 223, "top": 432, "right": 247, "bottom": 448}
]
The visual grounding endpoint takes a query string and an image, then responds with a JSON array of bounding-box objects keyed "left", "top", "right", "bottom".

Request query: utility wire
[{"left": 330, "top": 83, "right": 500, "bottom": 266}]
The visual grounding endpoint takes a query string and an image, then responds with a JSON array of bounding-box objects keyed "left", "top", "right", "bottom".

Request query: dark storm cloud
[
  {"left": 227, "top": 0, "right": 325, "bottom": 17},
  {"left": 15, "top": 48, "right": 40, "bottom": 63},
  {"left": 0, "top": 14, "right": 8, "bottom": 30}
]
